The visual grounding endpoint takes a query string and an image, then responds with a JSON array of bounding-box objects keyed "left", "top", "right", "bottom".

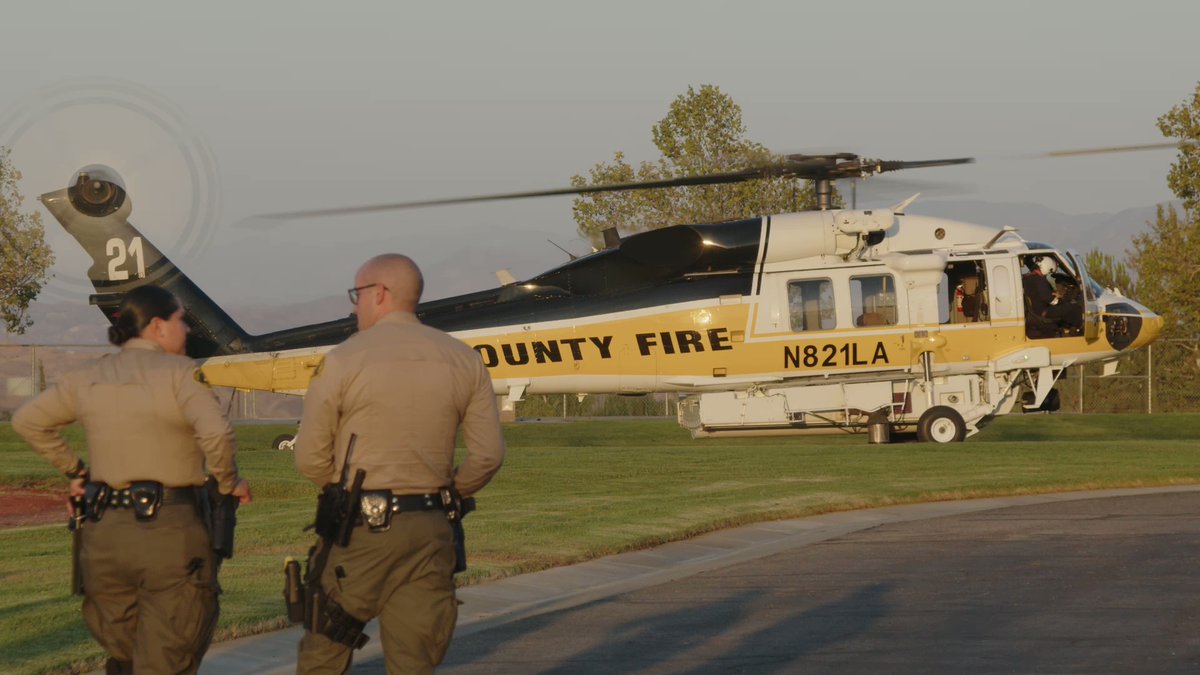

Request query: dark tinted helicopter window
[
  {"left": 420, "top": 273, "right": 754, "bottom": 332},
  {"left": 525, "top": 218, "right": 763, "bottom": 296},
  {"left": 418, "top": 219, "right": 763, "bottom": 332}
]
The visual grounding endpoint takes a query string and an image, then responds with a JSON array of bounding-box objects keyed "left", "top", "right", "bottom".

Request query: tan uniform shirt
[
  {"left": 295, "top": 311, "right": 504, "bottom": 497},
  {"left": 12, "top": 338, "right": 241, "bottom": 492}
]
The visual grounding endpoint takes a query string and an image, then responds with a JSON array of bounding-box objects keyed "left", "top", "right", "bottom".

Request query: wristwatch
[{"left": 65, "top": 460, "right": 89, "bottom": 481}]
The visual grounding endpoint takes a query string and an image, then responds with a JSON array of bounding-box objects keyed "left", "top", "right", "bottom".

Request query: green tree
[
  {"left": 1123, "top": 82, "right": 1200, "bottom": 412},
  {"left": 0, "top": 147, "right": 54, "bottom": 334},
  {"left": 1084, "top": 249, "right": 1136, "bottom": 297},
  {"left": 1127, "top": 82, "right": 1200, "bottom": 342},
  {"left": 1129, "top": 204, "right": 1200, "bottom": 339},
  {"left": 1158, "top": 82, "right": 1200, "bottom": 217},
  {"left": 571, "top": 85, "right": 819, "bottom": 242},
  {"left": 1128, "top": 204, "right": 1200, "bottom": 411}
]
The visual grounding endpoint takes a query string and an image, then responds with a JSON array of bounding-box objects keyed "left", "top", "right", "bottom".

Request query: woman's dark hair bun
[
  {"left": 108, "top": 286, "right": 180, "bottom": 346},
  {"left": 107, "top": 324, "right": 136, "bottom": 345}
]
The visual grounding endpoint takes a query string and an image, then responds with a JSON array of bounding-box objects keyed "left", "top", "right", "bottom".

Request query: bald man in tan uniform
[
  {"left": 295, "top": 254, "right": 505, "bottom": 674},
  {"left": 13, "top": 286, "right": 250, "bottom": 675}
]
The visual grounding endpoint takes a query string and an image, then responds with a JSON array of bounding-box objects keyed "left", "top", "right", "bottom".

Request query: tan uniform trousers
[
  {"left": 80, "top": 502, "right": 219, "bottom": 674},
  {"left": 298, "top": 510, "right": 458, "bottom": 675}
]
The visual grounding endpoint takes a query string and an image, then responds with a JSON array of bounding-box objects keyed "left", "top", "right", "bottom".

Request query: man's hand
[
  {"left": 68, "top": 478, "right": 86, "bottom": 498},
  {"left": 231, "top": 478, "right": 253, "bottom": 504}
]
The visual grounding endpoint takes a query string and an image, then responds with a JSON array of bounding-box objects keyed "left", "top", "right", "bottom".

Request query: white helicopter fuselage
[{"left": 196, "top": 209, "right": 1161, "bottom": 442}]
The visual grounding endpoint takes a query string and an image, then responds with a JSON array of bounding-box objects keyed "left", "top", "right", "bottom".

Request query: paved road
[{"left": 356, "top": 491, "right": 1200, "bottom": 674}]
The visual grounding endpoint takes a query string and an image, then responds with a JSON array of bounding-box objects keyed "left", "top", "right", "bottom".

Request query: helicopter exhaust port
[{"left": 67, "top": 164, "right": 127, "bottom": 217}]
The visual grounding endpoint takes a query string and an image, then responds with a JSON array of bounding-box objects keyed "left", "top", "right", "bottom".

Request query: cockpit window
[{"left": 1068, "top": 253, "right": 1102, "bottom": 301}]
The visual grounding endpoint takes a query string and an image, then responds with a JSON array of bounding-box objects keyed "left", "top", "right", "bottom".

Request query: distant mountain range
[
  {"left": 5, "top": 200, "right": 1173, "bottom": 346},
  {"left": 916, "top": 200, "right": 1169, "bottom": 259}
]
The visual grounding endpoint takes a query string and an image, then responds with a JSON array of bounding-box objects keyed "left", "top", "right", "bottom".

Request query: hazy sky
[{"left": 1, "top": 0, "right": 1198, "bottom": 311}]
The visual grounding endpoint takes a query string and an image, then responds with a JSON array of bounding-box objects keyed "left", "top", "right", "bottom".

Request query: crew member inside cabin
[
  {"left": 943, "top": 261, "right": 988, "bottom": 324},
  {"left": 1021, "top": 255, "right": 1081, "bottom": 338}
]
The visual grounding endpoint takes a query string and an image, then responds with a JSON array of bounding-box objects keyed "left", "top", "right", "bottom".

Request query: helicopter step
[{"left": 678, "top": 372, "right": 1014, "bottom": 443}]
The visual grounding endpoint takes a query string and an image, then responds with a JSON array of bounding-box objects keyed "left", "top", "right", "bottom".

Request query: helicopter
[{"left": 38, "top": 150, "right": 1164, "bottom": 445}]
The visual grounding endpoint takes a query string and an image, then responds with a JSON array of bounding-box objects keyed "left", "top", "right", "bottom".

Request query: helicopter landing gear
[
  {"left": 272, "top": 434, "right": 296, "bottom": 451},
  {"left": 916, "top": 406, "right": 966, "bottom": 443}
]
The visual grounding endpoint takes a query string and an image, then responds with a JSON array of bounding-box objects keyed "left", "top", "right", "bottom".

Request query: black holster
[
  {"left": 128, "top": 481, "right": 163, "bottom": 521},
  {"left": 439, "top": 486, "right": 475, "bottom": 574},
  {"left": 313, "top": 484, "right": 344, "bottom": 541},
  {"left": 315, "top": 596, "right": 369, "bottom": 649},
  {"left": 290, "top": 540, "right": 369, "bottom": 649},
  {"left": 83, "top": 482, "right": 110, "bottom": 522},
  {"left": 283, "top": 557, "right": 305, "bottom": 623},
  {"left": 314, "top": 469, "right": 366, "bottom": 548},
  {"left": 69, "top": 495, "right": 85, "bottom": 596},
  {"left": 200, "top": 478, "right": 239, "bottom": 559}
]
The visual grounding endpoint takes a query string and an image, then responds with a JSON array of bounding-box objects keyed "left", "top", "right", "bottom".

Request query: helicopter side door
[
  {"left": 1063, "top": 250, "right": 1103, "bottom": 341},
  {"left": 1017, "top": 249, "right": 1098, "bottom": 341}
]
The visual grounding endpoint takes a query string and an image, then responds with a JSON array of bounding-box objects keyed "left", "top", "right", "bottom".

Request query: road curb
[{"left": 191, "top": 484, "right": 1200, "bottom": 673}]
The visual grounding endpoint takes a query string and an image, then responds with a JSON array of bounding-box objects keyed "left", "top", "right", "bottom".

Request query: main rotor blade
[
  {"left": 1039, "top": 141, "right": 1194, "bottom": 158},
  {"left": 245, "top": 153, "right": 979, "bottom": 227},
  {"left": 876, "top": 158, "right": 975, "bottom": 173},
  {"left": 253, "top": 165, "right": 797, "bottom": 222}
]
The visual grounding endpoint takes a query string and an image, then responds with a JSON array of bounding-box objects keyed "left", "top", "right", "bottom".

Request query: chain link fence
[
  {"left": 1056, "top": 339, "right": 1200, "bottom": 414},
  {"left": 2, "top": 340, "right": 1196, "bottom": 421}
]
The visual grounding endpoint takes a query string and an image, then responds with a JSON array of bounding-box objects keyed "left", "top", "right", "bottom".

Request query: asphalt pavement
[{"left": 196, "top": 485, "right": 1200, "bottom": 674}]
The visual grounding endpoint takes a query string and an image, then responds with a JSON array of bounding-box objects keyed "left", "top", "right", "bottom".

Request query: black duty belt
[
  {"left": 359, "top": 492, "right": 442, "bottom": 532},
  {"left": 85, "top": 481, "right": 200, "bottom": 522},
  {"left": 387, "top": 493, "right": 441, "bottom": 512},
  {"left": 104, "top": 486, "right": 199, "bottom": 508}
]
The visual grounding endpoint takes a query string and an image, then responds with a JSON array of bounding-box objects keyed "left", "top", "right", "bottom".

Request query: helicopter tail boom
[{"left": 43, "top": 172, "right": 360, "bottom": 358}]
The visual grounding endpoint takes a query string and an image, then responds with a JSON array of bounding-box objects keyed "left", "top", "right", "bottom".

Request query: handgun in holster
[
  {"left": 201, "top": 478, "right": 239, "bottom": 559},
  {"left": 439, "top": 485, "right": 476, "bottom": 574},
  {"left": 68, "top": 494, "right": 86, "bottom": 596}
]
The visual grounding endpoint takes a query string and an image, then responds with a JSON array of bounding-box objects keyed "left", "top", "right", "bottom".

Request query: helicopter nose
[
  {"left": 1100, "top": 300, "right": 1161, "bottom": 351},
  {"left": 1134, "top": 309, "right": 1164, "bottom": 348},
  {"left": 1118, "top": 304, "right": 1162, "bottom": 351}
]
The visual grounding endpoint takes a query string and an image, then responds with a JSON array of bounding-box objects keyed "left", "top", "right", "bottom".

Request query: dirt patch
[{"left": 0, "top": 486, "right": 69, "bottom": 528}]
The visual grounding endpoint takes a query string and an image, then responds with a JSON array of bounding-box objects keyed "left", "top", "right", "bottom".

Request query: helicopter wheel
[
  {"left": 916, "top": 406, "right": 966, "bottom": 444},
  {"left": 272, "top": 434, "right": 296, "bottom": 452}
]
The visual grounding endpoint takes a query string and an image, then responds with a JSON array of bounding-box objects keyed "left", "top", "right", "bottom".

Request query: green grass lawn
[{"left": 2, "top": 414, "right": 1200, "bottom": 673}]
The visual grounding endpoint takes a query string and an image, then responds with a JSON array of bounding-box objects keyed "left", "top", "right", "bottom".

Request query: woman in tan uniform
[{"left": 13, "top": 285, "right": 252, "bottom": 675}]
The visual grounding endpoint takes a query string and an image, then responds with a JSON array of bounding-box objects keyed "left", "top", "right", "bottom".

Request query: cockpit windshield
[{"left": 1065, "top": 251, "right": 1103, "bottom": 301}]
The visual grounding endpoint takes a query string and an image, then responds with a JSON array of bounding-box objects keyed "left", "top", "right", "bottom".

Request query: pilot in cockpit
[{"left": 1022, "top": 255, "right": 1082, "bottom": 338}]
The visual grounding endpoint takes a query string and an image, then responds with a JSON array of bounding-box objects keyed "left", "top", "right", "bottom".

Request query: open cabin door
[{"left": 1063, "top": 250, "right": 1102, "bottom": 341}]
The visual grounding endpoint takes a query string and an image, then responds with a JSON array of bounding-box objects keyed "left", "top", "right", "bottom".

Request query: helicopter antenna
[
  {"left": 891, "top": 193, "right": 921, "bottom": 215},
  {"left": 984, "top": 225, "right": 1019, "bottom": 249},
  {"left": 547, "top": 239, "right": 577, "bottom": 261}
]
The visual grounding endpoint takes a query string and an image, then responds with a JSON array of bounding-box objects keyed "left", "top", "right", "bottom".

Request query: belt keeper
[{"left": 390, "top": 494, "right": 440, "bottom": 512}]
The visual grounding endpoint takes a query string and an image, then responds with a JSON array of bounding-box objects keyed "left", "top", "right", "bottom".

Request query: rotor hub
[{"left": 68, "top": 164, "right": 127, "bottom": 217}]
